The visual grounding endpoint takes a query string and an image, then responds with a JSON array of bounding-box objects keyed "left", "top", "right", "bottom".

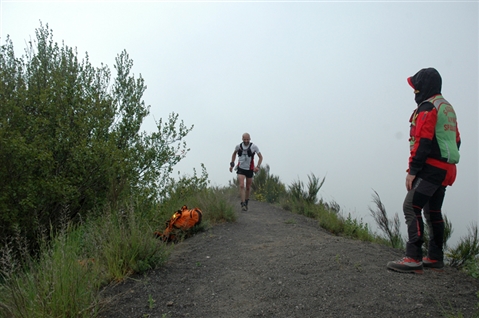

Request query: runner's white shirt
[{"left": 234, "top": 143, "right": 260, "bottom": 170}]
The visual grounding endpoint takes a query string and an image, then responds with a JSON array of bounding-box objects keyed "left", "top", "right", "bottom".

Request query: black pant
[{"left": 403, "top": 178, "right": 446, "bottom": 261}]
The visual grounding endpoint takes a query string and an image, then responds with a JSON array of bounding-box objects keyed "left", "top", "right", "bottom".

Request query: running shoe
[
  {"left": 423, "top": 257, "right": 444, "bottom": 269},
  {"left": 387, "top": 257, "right": 424, "bottom": 274}
]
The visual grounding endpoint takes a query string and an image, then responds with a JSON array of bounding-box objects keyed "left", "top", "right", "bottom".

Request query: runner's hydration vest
[
  {"left": 237, "top": 143, "right": 254, "bottom": 157},
  {"left": 417, "top": 94, "right": 460, "bottom": 164}
]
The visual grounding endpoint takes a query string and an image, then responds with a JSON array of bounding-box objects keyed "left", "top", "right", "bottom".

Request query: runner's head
[{"left": 242, "top": 133, "right": 251, "bottom": 146}]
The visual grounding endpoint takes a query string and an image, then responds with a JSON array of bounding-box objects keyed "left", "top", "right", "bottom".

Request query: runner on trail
[{"left": 229, "top": 133, "right": 263, "bottom": 211}]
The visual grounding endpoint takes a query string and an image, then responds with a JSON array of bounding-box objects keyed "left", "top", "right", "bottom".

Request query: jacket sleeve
[{"left": 409, "top": 103, "right": 436, "bottom": 175}]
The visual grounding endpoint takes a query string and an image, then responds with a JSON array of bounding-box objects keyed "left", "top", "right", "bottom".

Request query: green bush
[
  {"left": 0, "top": 180, "right": 240, "bottom": 317},
  {"left": 316, "top": 206, "right": 344, "bottom": 235},
  {"left": 343, "top": 213, "right": 374, "bottom": 242},
  {"left": 0, "top": 23, "right": 192, "bottom": 253},
  {"left": 463, "top": 258, "right": 479, "bottom": 279},
  {"left": 289, "top": 174, "right": 325, "bottom": 205},
  {"left": 251, "top": 165, "right": 287, "bottom": 204}
]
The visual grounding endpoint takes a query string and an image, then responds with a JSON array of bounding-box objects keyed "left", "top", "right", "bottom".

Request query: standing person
[
  {"left": 229, "top": 133, "right": 263, "bottom": 211},
  {"left": 387, "top": 67, "right": 461, "bottom": 274}
]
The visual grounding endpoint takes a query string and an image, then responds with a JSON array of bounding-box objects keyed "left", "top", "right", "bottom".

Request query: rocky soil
[{"left": 99, "top": 200, "right": 479, "bottom": 318}]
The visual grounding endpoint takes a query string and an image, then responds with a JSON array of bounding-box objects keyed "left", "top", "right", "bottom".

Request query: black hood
[{"left": 407, "top": 67, "right": 442, "bottom": 105}]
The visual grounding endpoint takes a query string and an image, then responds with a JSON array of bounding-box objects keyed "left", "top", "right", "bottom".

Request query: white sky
[{"left": 1, "top": 0, "right": 478, "bottom": 245}]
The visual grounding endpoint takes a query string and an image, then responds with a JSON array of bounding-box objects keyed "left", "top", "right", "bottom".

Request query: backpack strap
[{"left": 237, "top": 143, "right": 253, "bottom": 157}]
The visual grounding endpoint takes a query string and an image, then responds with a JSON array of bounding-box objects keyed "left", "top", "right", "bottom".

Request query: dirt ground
[{"left": 98, "top": 200, "right": 479, "bottom": 318}]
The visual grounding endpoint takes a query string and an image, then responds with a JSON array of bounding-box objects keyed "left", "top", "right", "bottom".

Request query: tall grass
[
  {"left": 0, "top": 200, "right": 171, "bottom": 317},
  {"left": 84, "top": 203, "right": 170, "bottom": 282},
  {"left": 0, "top": 171, "right": 238, "bottom": 317},
  {"left": 1, "top": 165, "right": 477, "bottom": 317},
  {"left": 447, "top": 225, "right": 479, "bottom": 268},
  {"left": 369, "top": 190, "right": 404, "bottom": 249},
  {"left": 250, "top": 167, "right": 479, "bottom": 277},
  {"left": 0, "top": 225, "right": 103, "bottom": 317},
  {"left": 190, "top": 186, "right": 237, "bottom": 224}
]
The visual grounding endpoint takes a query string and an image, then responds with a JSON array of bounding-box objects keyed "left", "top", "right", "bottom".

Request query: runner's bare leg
[{"left": 238, "top": 174, "right": 246, "bottom": 203}]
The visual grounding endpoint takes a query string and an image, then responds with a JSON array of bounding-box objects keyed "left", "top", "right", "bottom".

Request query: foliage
[
  {"left": 368, "top": 190, "right": 404, "bottom": 249},
  {"left": 315, "top": 205, "right": 343, "bottom": 235},
  {"left": 369, "top": 189, "right": 477, "bottom": 271},
  {"left": 251, "top": 165, "right": 287, "bottom": 204},
  {"left": 446, "top": 224, "right": 479, "bottom": 268},
  {"left": 158, "top": 164, "right": 209, "bottom": 213},
  {"left": 191, "top": 186, "right": 237, "bottom": 224},
  {"left": 251, "top": 167, "right": 479, "bottom": 277},
  {"left": 84, "top": 202, "right": 170, "bottom": 282},
  {"left": 253, "top": 168, "right": 375, "bottom": 241},
  {"left": 0, "top": 197, "right": 173, "bottom": 317},
  {"left": 0, "top": 225, "right": 103, "bottom": 318},
  {"left": 463, "top": 258, "right": 479, "bottom": 279},
  {"left": 443, "top": 215, "right": 453, "bottom": 250},
  {"left": 343, "top": 214, "right": 374, "bottom": 242},
  {"left": 0, "top": 23, "right": 192, "bottom": 251},
  {"left": 288, "top": 174, "right": 325, "bottom": 205},
  {"left": 153, "top": 170, "right": 236, "bottom": 236}
]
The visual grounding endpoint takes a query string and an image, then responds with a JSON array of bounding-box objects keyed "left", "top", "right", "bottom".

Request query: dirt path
[{"left": 99, "top": 200, "right": 479, "bottom": 318}]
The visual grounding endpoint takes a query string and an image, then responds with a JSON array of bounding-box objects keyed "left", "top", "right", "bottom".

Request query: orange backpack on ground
[{"left": 155, "top": 205, "right": 203, "bottom": 242}]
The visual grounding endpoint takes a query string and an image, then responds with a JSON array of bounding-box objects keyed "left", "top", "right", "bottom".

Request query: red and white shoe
[{"left": 387, "top": 257, "right": 424, "bottom": 274}]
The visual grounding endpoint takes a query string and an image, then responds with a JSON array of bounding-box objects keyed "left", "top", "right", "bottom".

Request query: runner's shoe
[
  {"left": 422, "top": 257, "right": 444, "bottom": 269},
  {"left": 241, "top": 202, "right": 247, "bottom": 211},
  {"left": 387, "top": 257, "right": 424, "bottom": 274}
]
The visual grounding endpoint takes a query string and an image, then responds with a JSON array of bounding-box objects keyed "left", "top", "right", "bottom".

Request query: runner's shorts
[{"left": 237, "top": 167, "right": 254, "bottom": 178}]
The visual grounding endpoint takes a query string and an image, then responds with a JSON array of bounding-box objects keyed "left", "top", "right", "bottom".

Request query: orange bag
[{"left": 155, "top": 205, "right": 203, "bottom": 242}]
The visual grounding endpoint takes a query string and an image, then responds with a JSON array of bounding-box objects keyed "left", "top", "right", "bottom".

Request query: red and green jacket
[{"left": 407, "top": 68, "right": 461, "bottom": 186}]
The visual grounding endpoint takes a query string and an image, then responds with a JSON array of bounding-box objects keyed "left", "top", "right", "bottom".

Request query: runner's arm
[
  {"left": 255, "top": 152, "right": 263, "bottom": 172},
  {"left": 229, "top": 151, "right": 237, "bottom": 172}
]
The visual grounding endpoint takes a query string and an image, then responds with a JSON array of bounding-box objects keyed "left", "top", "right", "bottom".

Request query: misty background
[{"left": 1, "top": 1, "right": 477, "bottom": 245}]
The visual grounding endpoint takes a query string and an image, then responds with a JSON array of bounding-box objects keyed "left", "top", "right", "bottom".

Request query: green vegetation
[
  {"left": 252, "top": 169, "right": 479, "bottom": 277},
  {"left": 250, "top": 164, "right": 286, "bottom": 204},
  {"left": 250, "top": 168, "right": 479, "bottom": 317},
  {"left": 447, "top": 225, "right": 479, "bottom": 269},
  {"left": 0, "top": 23, "right": 477, "bottom": 317},
  {"left": 251, "top": 165, "right": 376, "bottom": 242},
  {"left": 0, "top": 22, "right": 194, "bottom": 254},
  {"left": 0, "top": 23, "right": 232, "bottom": 317},
  {"left": 0, "top": 177, "right": 234, "bottom": 317}
]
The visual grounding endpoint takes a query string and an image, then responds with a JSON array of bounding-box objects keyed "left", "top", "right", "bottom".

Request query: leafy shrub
[
  {"left": 0, "top": 23, "right": 192, "bottom": 253},
  {"left": 289, "top": 174, "right": 325, "bottom": 205},
  {"left": 343, "top": 214, "right": 375, "bottom": 242},
  {"left": 251, "top": 165, "right": 287, "bottom": 204}
]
